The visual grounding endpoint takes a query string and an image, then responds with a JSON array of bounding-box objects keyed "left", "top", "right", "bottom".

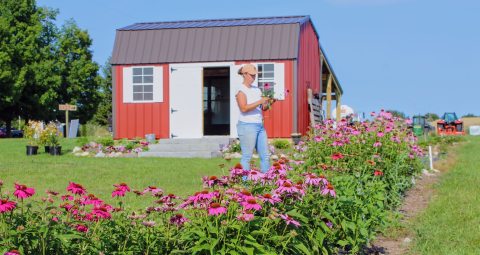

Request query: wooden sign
[{"left": 58, "top": 104, "right": 77, "bottom": 111}]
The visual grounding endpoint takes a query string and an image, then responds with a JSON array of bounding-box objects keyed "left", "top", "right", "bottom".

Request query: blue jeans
[{"left": 237, "top": 121, "right": 270, "bottom": 173}]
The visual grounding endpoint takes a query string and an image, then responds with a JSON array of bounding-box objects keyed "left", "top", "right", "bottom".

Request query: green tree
[
  {"left": 386, "top": 109, "right": 406, "bottom": 119},
  {"left": 462, "top": 113, "right": 477, "bottom": 118},
  {"left": 92, "top": 57, "right": 112, "bottom": 126},
  {"left": 425, "top": 113, "right": 439, "bottom": 121},
  {"left": 0, "top": 0, "right": 55, "bottom": 135},
  {"left": 56, "top": 20, "right": 101, "bottom": 123}
]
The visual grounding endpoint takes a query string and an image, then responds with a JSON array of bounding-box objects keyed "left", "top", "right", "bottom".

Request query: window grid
[
  {"left": 257, "top": 64, "right": 274, "bottom": 91},
  {"left": 132, "top": 67, "right": 154, "bottom": 101}
]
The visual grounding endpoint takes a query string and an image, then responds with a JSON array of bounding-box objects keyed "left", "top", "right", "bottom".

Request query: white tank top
[{"left": 236, "top": 84, "right": 263, "bottom": 123}]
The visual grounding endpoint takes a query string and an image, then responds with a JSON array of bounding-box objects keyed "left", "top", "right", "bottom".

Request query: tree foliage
[
  {"left": 425, "top": 113, "right": 440, "bottom": 121},
  {"left": 0, "top": 0, "right": 102, "bottom": 135},
  {"left": 92, "top": 57, "right": 112, "bottom": 126}
]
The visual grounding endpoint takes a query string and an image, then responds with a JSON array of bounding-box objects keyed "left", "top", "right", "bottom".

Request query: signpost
[{"left": 58, "top": 104, "right": 77, "bottom": 137}]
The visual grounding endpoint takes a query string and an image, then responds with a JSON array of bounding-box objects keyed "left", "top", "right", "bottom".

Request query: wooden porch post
[
  {"left": 326, "top": 74, "right": 332, "bottom": 119},
  {"left": 336, "top": 91, "right": 341, "bottom": 122}
]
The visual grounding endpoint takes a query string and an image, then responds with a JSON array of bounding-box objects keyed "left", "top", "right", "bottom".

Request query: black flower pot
[
  {"left": 50, "top": 146, "right": 62, "bottom": 156},
  {"left": 44, "top": 146, "right": 51, "bottom": 153},
  {"left": 26, "top": 145, "right": 39, "bottom": 156},
  {"left": 291, "top": 134, "right": 302, "bottom": 145}
]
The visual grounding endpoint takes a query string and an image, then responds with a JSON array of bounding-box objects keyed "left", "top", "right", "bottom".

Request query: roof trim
[{"left": 118, "top": 15, "right": 310, "bottom": 31}]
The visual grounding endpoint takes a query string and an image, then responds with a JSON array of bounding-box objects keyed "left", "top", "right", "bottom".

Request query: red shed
[{"left": 111, "top": 16, "right": 343, "bottom": 140}]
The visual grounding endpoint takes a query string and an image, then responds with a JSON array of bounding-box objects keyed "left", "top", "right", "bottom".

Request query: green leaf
[{"left": 294, "top": 243, "right": 312, "bottom": 255}]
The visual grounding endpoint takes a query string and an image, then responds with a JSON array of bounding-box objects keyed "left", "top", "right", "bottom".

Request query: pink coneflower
[
  {"left": 230, "top": 163, "right": 247, "bottom": 178},
  {"left": 314, "top": 136, "right": 324, "bottom": 142},
  {"left": 61, "top": 195, "right": 74, "bottom": 201},
  {"left": 321, "top": 183, "right": 336, "bottom": 197},
  {"left": 275, "top": 182, "right": 297, "bottom": 194},
  {"left": 208, "top": 202, "right": 227, "bottom": 216},
  {"left": 331, "top": 152, "right": 344, "bottom": 161},
  {"left": 81, "top": 194, "right": 103, "bottom": 206},
  {"left": 52, "top": 217, "right": 59, "bottom": 222},
  {"left": 195, "top": 190, "right": 216, "bottom": 202},
  {"left": 14, "top": 183, "right": 35, "bottom": 199},
  {"left": 247, "top": 169, "right": 263, "bottom": 182},
  {"left": 0, "top": 199, "right": 16, "bottom": 213},
  {"left": 318, "top": 174, "right": 329, "bottom": 185},
  {"left": 46, "top": 190, "right": 59, "bottom": 196},
  {"left": 260, "top": 193, "right": 281, "bottom": 205},
  {"left": 170, "top": 213, "right": 189, "bottom": 226},
  {"left": 377, "top": 132, "right": 385, "bottom": 137},
  {"left": 237, "top": 210, "right": 255, "bottom": 222},
  {"left": 280, "top": 214, "right": 301, "bottom": 227},
  {"left": 92, "top": 205, "right": 112, "bottom": 219},
  {"left": 143, "top": 186, "right": 163, "bottom": 196},
  {"left": 305, "top": 173, "right": 321, "bottom": 186},
  {"left": 203, "top": 176, "right": 220, "bottom": 187},
  {"left": 373, "top": 141, "right": 382, "bottom": 147},
  {"left": 142, "top": 220, "right": 156, "bottom": 227},
  {"left": 241, "top": 198, "right": 262, "bottom": 211},
  {"left": 67, "top": 182, "right": 86, "bottom": 195},
  {"left": 390, "top": 136, "right": 401, "bottom": 143},
  {"left": 112, "top": 183, "right": 130, "bottom": 198},
  {"left": 4, "top": 250, "right": 21, "bottom": 255},
  {"left": 374, "top": 170, "right": 384, "bottom": 176},
  {"left": 76, "top": 224, "right": 88, "bottom": 233}
]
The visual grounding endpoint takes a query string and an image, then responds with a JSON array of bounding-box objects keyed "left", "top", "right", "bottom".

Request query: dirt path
[{"left": 366, "top": 147, "right": 458, "bottom": 255}]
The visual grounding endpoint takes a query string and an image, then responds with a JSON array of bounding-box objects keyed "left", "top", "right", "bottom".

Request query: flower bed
[
  {"left": 72, "top": 138, "right": 150, "bottom": 157},
  {"left": 0, "top": 111, "right": 423, "bottom": 254}
]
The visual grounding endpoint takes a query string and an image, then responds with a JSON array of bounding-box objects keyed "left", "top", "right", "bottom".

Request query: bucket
[
  {"left": 469, "top": 126, "right": 480, "bottom": 136},
  {"left": 145, "top": 133, "right": 156, "bottom": 143}
]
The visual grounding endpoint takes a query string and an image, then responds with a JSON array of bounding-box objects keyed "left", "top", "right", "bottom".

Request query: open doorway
[{"left": 203, "top": 67, "right": 230, "bottom": 136}]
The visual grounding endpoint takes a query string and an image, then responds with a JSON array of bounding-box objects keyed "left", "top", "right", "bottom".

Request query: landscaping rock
[
  {"left": 95, "top": 152, "right": 106, "bottom": 158},
  {"left": 72, "top": 146, "right": 82, "bottom": 153}
]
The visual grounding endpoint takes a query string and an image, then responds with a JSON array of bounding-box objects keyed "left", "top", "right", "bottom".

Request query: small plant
[
  {"left": 23, "top": 121, "right": 43, "bottom": 146},
  {"left": 271, "top": 139, "right": 291, "bottom": 150},
  {"left": 43, "top": 122, "right": 61, "bottom": 146},
  {"left": 220, "top": 139, "right": 241, "bottom": 154},
  {"left": 97, "top": 136, "right": 114, "bottom": 147}
]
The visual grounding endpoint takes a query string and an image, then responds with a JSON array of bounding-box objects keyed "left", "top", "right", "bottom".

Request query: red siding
[
  {"left": 114, "top": 64, "right": 170, "bottom": 139},
  {"left": 235, "top": 60, "right": 294, "bottom": 138},
  {"left": 297, "top": 21, "right": 321, "bottom": 135}
]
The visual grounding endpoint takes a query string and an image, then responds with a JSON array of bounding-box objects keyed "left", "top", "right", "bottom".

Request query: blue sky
[{"left": 37, "top": 0, "right": 480, "bottom": 117}]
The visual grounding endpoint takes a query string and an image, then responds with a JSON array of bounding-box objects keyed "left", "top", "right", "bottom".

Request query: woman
[{"left": 236, "top": 64, "right": 274, "bottom": 173}]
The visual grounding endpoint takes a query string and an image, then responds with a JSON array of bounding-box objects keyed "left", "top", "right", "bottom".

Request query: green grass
[
  {"left": 411, "top": 136, "right": 480, "bottom": 255},
  {"left": 0, "top": 138, "right": 234, "bottom": 209}
]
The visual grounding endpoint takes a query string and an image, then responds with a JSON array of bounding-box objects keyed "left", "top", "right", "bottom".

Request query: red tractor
[{"left": 436, "top": 112, "right": 465, "bottom": 135}]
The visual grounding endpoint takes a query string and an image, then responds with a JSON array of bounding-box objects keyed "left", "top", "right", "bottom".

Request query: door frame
[{"left": 169, "top": 62, "right": 234, "bottom": 138}]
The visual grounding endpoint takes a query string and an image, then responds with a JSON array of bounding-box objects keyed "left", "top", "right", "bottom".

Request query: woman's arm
[{"left": 236, "top": 91, "right": 268, "bottom": 113}]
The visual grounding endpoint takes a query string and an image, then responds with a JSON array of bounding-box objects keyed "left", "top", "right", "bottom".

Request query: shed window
[
  {"left": 132, "top": 67, "right": 154, "bottom": 101},
  {"left": 257, "top": 63, "right": 275, "bottom": 91}
]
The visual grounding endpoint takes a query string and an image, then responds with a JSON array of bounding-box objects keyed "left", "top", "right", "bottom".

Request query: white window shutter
[
  {"left": 274, "top": 63, "right": 285, "bottom": 100},
  {"left": 153, "top": 66, "right": 163, "bottom": 102},
  {"left": 123, "top": 67, "right": 133, "bottom": 103}
]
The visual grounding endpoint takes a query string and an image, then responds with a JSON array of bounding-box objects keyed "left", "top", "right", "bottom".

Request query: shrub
[
  {"left": 272, "top": 139, "right": 291, "bottom": 150},
  {"left": 97, "top": 136, "right": 114, "bottom": 147}
]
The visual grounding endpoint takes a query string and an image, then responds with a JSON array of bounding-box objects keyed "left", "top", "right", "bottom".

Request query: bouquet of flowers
[
  {"left": 261, "top": 83, "right": 275, "bottom": 98},
  {"left": 261, "top": 83, "right": 275, "bottom": 110}
]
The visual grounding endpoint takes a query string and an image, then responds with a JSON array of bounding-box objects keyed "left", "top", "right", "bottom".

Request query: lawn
[
  {"left": 411, "top": 136, "right": 480, "bottom": 254},
  {"left": 0, "top": 138, "right": 232, "bottom": 209}
]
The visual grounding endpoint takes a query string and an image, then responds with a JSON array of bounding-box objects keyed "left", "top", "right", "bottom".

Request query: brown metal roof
[{"left": 111, "top": 23, "right": 300, "bottom": 64}]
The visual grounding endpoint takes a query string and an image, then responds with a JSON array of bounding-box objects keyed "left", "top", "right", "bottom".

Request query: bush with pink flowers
[{"left": 0, "top": 111, "right": 424, "bottom": 254}]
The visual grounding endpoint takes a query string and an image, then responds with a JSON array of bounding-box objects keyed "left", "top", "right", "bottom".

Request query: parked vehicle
[{"left": 0, "top": 127, "right": 24, "bottom": 138}]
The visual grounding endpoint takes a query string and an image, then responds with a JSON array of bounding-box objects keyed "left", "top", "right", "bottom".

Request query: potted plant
[
  {"left": 45, "top": 122, "right": 61, "bottom": 155},
  {"left": 39, "top": 127, "right": 50, "bottom": 153},
  {"left": 23, "top": 121, "right": 42, "bottom": 156},
  {"left": 291, "top": 133, "right": 302, "bottom": 145}
]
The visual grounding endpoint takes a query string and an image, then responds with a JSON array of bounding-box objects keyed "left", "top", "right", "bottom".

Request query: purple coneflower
[
  {"left": 208, "top": 202, "right": 227, "bottom": 216},
  {"left": 170, "top": 213, "right": 189, "bottom": 226},
  {"left": 241, "top": 198, "right": 262, "bottom": 211},
  {"left": 67, "top": 182, "right": 87, "bottom": 195},
  {"left": 321, "top": 183, "right": 336, "bottom": 197},
  {"left": 0, "top": 199, "right": 16, "bottom": 213},
  {"left": 14, "top": 183, "right": 35, "bottom": 199},
  {"left": 280, "top": 214, "right": 301, "bottom": 227}
]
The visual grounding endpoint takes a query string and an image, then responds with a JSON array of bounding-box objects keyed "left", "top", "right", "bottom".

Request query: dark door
[{"left": 203, "top": 67, "right": 230, "bottom": 135}]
